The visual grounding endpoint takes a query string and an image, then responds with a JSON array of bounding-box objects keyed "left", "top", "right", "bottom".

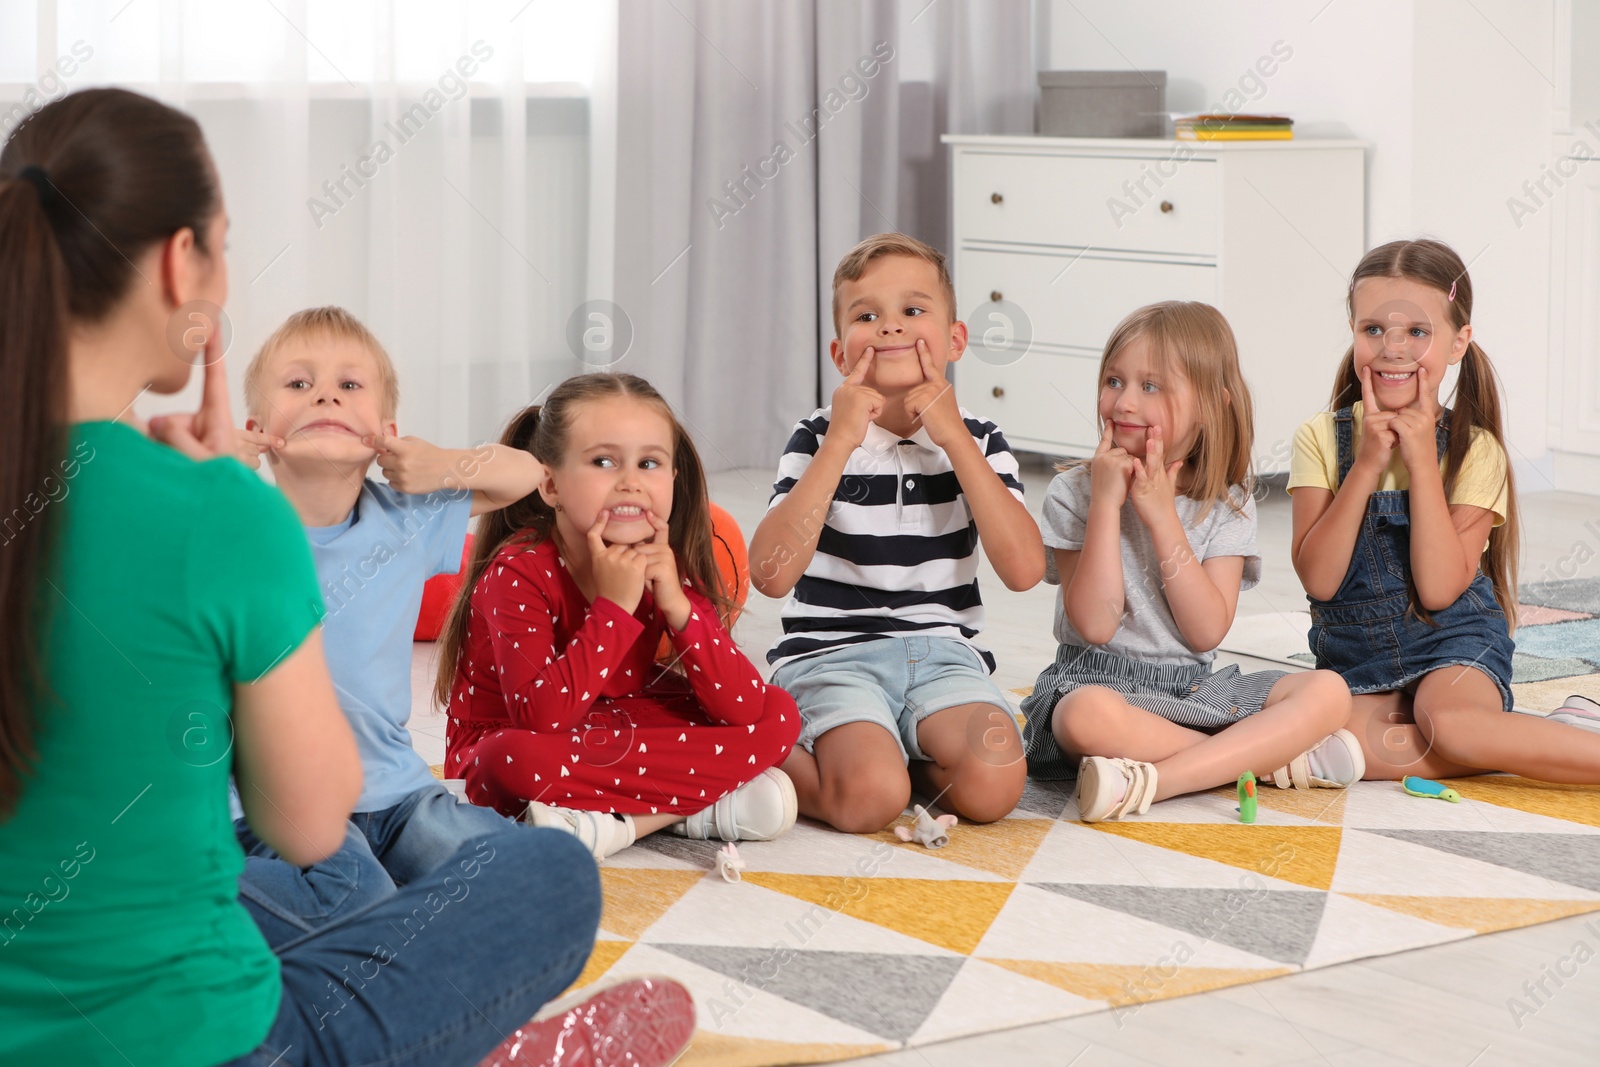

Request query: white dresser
[{"left": 943, "top": 135, "right": 1365, "bottom": 472}]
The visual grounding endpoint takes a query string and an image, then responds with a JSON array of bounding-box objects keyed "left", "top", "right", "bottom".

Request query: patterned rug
[{"left": 466, "top": 585, "right": 1600, "bottom": 1067}]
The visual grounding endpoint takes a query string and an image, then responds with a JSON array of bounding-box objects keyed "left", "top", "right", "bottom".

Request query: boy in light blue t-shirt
[{"left": 229, "top": 307, "right": 545, "bottom": 941}]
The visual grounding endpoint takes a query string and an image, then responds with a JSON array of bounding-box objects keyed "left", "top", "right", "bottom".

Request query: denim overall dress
[{"left": 1307, "top": 406, "right": 1515, "bottom": 710}]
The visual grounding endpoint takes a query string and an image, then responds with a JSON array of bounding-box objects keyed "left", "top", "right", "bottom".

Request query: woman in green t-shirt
[{"left": 0, "top": 89, "right": 689, "bottom": 1067}]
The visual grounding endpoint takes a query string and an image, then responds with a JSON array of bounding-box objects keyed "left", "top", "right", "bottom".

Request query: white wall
[{"left": 1048, "top": 0, "right": 1563, "bottom": 481}]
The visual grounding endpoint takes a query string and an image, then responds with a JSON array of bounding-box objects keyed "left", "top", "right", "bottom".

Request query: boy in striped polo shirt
[{"left": 751, "top": 233, "right": 1044, "bottom": 834}]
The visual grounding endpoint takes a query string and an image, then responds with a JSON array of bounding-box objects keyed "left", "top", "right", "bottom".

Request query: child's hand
[
  {"left": 1089, "top": 421, "right": 1137, "bottom": 508},
  {"left": 366, "top": 433, "right": 454, "bottom": 494},
  {"left": 831, "top": 348, "right": 886, "bottom": 449},
  {"left": 1128, "top": 425, "right": 1183, "bottom": 527},
  {"left": 1389, "top": 364, "right": 1441, "bottom": 474},
  {"left": 1354, "top": 366, "right": 1398, "bottom": 476},
  {"left": 904, "top": 339, "right": 963, "bottom": 445},
  {"left": 637, "top": 511, "right": 691, "bottom": 629},
  {"left": 587, "top": 511, "right": 648, "bottom": 615},
  {"left": 232, "top": 427, "right": 283, "bottom": 470}
]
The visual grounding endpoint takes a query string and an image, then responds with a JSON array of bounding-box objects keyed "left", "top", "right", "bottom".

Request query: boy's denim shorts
[{"left": 771, "top": 635, "right": 1016, "bottom": 764}]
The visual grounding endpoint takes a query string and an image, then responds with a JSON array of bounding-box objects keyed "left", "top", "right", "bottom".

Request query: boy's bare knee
[
  {"left": 951, "top": 759, "right": 1025, "bottom": 824},
  {"left": 826, "top": 777, "right": 911, "bottom": 833}
]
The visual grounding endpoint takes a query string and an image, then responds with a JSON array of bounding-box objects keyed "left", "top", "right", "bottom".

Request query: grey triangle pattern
[
  {"left": 630, "top": 830, "right": 726, "bottom": 866},
  {"left": 654, "top": 943, "right": 964, "bottom": 1042},
  {"left": 1361, "top": 829, "right": 1600, "bottom": 893},
  {"left": 1014, "top": 777, "right": 1076, "bottom": 819},
  {"left": 1032, "top": 883, "right": 1328, "bottom": 965}
]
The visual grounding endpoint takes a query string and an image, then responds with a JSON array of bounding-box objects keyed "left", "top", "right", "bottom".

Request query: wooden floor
[{"left": 703, "top": 459, "right": 1600, "bottom": 1067}]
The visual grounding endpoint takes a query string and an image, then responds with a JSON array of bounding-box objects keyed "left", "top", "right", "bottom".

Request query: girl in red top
[{"left": 437, "top": 374, "right": 800, "bottom": 859}]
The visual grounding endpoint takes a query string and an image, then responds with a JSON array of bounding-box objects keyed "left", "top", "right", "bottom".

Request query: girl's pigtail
[{"left": 432, "top": 405, "right": 553, "bottom": 707}]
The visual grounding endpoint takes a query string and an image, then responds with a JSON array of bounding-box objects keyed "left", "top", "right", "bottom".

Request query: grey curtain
[{"left": 607, "top": 0, "right": 1033, "bottom": 470}]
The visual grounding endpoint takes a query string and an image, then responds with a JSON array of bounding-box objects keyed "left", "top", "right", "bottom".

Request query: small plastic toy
[
  {"left": 1402, "top": 776, "right": 1461, "bottom": 802},
  {"left": 894, "top": 804, "right": 958, "bottom": 849},
  {"left": 715, "top": 842, "right": 746, "bottom": 883},
  {"left": 1236, "top": 771, "right": 1257, "bottom": 823}
]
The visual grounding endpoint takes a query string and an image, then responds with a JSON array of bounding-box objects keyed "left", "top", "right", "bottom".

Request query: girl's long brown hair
[
  {"left": 0, "top": 90, "right": 219, "bottom": 820},
  {"left": 434, "top": 374, "right": 732, "bottom": 705},
  {"left": 1328, "top": 238, "right": 1520, "bottom": 627}
]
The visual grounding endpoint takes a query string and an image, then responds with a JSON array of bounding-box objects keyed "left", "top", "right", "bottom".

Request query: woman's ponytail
[
  {"left": 0, "top": 171, "right": 71, "bottom": 818},
  {"left": 1, "top": 89, "right": 219, "bottom": 820}
]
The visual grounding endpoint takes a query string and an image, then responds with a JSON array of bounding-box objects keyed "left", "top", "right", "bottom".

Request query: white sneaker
[
  {"left": 1547, "top": 694, "right": 1600, "bottom": 735},
  {"left": 1265, "top": 728, "right": 1365, "bottom": 789},
  {"left": 523, "top": 802, "right": 636, "bottom": 861},
  {"left": 1074, "top": 756, "right": 1159, "bottom": 822},
  {"left": 670, "top": 768, "right": 797, "bottom": 842}
]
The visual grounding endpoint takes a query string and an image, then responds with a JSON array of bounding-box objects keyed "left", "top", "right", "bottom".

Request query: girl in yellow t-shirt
[{"left": 1289, "top": 238, "right": 1600, "bottom": 783}]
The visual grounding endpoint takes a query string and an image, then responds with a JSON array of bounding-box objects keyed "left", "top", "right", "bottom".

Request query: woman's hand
[{"left": 148, "top": 327, "right": 241, "bottom": 462}]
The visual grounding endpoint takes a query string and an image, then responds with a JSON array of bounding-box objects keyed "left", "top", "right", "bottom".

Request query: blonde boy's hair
[
  {"left": 1084, "top": 301, "right": 1255, "bottom": 518},
  {"left": 244, "top": 306, "right": 400, "bottom": 422},
  {"left": 831, "top": 233, "right": 958, "bottom": 337}
]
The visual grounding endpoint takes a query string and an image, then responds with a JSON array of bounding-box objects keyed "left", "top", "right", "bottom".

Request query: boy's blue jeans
[
  {"left": 224, "top": 827, "right": 600, "bottom": 1066},
  {"left": 237, "top": 780, "right": 515, "bottom": 946}
]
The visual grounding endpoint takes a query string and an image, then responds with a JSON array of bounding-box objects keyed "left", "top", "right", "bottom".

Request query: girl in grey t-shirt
[{"left": 1019, "top": 302, "right": 1361, "bottom": 821}]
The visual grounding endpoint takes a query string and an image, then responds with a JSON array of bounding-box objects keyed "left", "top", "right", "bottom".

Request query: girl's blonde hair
[
  {"left": 433, "top": 373, "right": 731, "bottom": 705},
  {"left": 1068, "top": 301, "right": 1254, "bottom": 518},
  {"left": 1330, "top": 238, "right": 1520, "bottom": 627}
]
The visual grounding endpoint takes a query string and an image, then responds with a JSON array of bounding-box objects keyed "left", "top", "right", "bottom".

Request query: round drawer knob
[
  {"left": 990, "top": 192, "right": 1003, "bottom": 204},
  {"left": 990, "top": 290, "right": 1003, "bottom": 302},
  {"left": 992, "top": 386, "right": 1005, "bottom": 398},
  {"left": 1159, "top": 200, "right": 1174, "bottom": 213}
]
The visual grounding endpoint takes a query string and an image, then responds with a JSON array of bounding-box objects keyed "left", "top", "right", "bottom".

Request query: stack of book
[{"left": 1174, "top": 114, "right": 1293, "bottom": 141}]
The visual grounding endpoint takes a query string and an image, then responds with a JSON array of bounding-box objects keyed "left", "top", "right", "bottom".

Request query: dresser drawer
[
  {"left": 956, "top": 347, "right": 1103, "bottom": 455},
  {"left": 957, "top": 249, "right": 1218, "bottom": 353},
  {"left": 957, "top": 151, "right": 1218, "bottom": 257}
]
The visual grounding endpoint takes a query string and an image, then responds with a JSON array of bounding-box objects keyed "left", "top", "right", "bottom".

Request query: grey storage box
[{"left": 1037, "top": 71, "right": 1167, "bottom": 138}]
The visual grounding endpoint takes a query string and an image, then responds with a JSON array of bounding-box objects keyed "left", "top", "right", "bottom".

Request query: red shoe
[{"left": 477, "top": 975, "right": 696, "bottom": 1067}]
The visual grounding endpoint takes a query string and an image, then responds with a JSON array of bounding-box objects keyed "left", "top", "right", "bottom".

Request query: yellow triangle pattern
[
  {"left": 1091, "top": 822, "right": 1342, "bottom": 890},
  {"left": 599, "top": 868, "right": 704, "bottom": 940},
  {"left": 1438, "top": 776, "right": 1600, "bottom": 830},
  {"left": 741, "top": 873, "right": 1014, "bottom": 955},
  {"left": 1251, "top": 785, "right": 1348, "bottom": 825},
  {"left": 562, "top": 939, "right": 633, "bottom": 994},
  {"left": 678, "top": 1030, "right": 890, "bottom": 1067},
  {"left": 870, "top": 815, "right": 1054, "bottom": 880},
  {"left": 1347, "top": 895, "right": 1600, "bottom": 935},
  {"left": 983, "top": 958, "right": 1292, "bottom": 1006}
]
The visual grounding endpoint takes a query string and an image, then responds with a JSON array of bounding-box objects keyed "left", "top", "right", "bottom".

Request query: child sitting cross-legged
[
  {"left": 751, "top": 233, "right": 1045, "bottom": 834},
  {"left": 228, "top": 306, "right": 546, "bottom": 935},
  {"left": 435, "top": 373, "right": 802, "bottom": 860}
]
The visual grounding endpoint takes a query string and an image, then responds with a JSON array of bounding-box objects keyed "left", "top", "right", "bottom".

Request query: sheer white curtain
[{"left": 1, "top": 0, "right": 603, "bottom": 449}]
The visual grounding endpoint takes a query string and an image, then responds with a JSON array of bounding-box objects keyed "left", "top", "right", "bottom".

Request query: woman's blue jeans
[{"left": 223, "top": 826, "right": 600, "bottom": 1066}]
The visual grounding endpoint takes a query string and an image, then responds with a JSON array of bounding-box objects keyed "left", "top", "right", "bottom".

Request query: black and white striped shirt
[{"left": 765, "top": 406, "right": 1025, "bottom": 671}]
